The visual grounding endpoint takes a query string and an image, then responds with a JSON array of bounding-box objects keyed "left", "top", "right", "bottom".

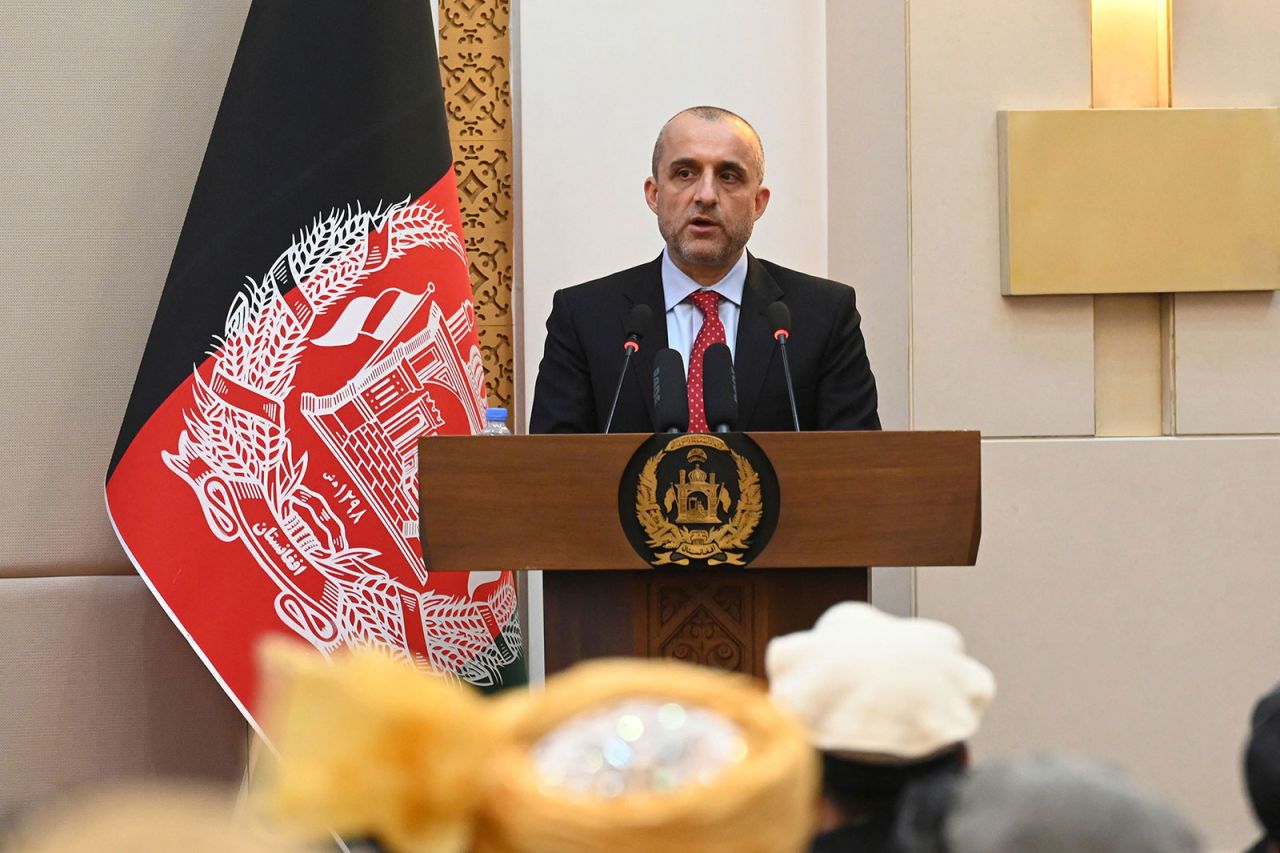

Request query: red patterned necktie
[{"left": 686, "top": 289, "right": 726, "bottom": 433}]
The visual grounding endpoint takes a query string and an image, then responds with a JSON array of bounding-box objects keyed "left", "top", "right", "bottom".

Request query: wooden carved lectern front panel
[{"left": 542, "top": 568, "right": 868, "bottom": 679}]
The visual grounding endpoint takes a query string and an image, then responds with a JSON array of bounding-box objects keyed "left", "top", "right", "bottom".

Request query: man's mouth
[{"left": 688, "top": 215, "right": 720, "bottom": 230}]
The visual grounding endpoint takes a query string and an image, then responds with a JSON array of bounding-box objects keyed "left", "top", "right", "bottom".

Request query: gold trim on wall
[
  {"left": 1089, "top": 0, "right": 1173, "bottom": 436},
  {"left": 439, "top": 0, "right": 514, "bottom": 411}
]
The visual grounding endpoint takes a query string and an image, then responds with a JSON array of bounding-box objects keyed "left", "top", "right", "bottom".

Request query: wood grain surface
[{"left": 418, "top": 430, "right": 980, "bottom": 571}]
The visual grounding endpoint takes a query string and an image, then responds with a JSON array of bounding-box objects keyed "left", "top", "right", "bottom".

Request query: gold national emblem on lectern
[{"left": 631, "top": 434, "right": 767, "bottom": 567}]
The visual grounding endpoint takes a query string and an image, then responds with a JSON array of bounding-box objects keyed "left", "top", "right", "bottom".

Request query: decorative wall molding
[{"left": 440, "top": 0, "right": 514, "bottom": 410}]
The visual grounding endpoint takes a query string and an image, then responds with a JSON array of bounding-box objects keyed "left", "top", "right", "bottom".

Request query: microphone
[
  {"left": 701, "top": 342, "right": 738, "bottom": 433},
  {"left": 603, "top": 304, "right": 653, "bottom": 433},
  {"left": 766, "top": 301, "right": 801, "bottom": 432},
  {"left": 652, "top": 348, "right": 689, "bottom": 433},
  {"left": 623, "top": 304, "right": 652, "bottom": 352}
]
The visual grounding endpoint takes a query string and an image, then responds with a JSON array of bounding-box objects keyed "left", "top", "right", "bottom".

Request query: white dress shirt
[{"left": 661, "top": 248, "right": 747, "bottom": 376}]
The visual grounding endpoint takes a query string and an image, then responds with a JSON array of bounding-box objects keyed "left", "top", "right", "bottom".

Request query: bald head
[
  {"left": 651, "top": 106, "right": 765, "bottom": 184},
  {"left": 643, "top": 105, "right": 771, "bottom": 284}
]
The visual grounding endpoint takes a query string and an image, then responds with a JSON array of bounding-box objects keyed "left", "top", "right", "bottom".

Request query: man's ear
[
  {"left": 754, "top": 185, "right": 771, "bottom": 220},
  {"left": 644, "top": 176, "right": 659, "bottom": 213}
]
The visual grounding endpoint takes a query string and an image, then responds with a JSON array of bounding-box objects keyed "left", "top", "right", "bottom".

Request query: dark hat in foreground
[{"left": 1245, "top": 683, "right": 1280, "bottom": 841}]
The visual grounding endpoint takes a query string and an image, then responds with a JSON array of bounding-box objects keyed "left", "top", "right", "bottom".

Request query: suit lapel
[
  {"left": 622, "top": 255, "right": 668, "bottom": 426},
  {"left": 735, "top": 254, "right": 783, "bottom": 429}
]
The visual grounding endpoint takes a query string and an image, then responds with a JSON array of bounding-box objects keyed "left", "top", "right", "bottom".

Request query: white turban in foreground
[{"left": 767, "top": 602, "right": 995, "bottom": 761}]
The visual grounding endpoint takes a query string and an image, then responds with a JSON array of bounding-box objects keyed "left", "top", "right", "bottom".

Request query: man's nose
[{"left": 693, "top": 170, "right": 717, "bottom": 205}]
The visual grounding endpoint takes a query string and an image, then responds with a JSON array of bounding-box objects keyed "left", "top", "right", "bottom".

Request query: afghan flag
[{"left": 105, "top": 0, "right": 523, "bottom": 722}]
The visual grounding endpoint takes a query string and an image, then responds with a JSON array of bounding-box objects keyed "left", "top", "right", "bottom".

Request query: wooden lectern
[{"left": 419, "top": 431, "right": 980, "bottom": 677}]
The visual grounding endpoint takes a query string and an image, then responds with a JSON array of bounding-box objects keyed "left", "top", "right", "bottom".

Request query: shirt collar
[{"left": 661, "top": 247, "right": 748, "bottom": 311}]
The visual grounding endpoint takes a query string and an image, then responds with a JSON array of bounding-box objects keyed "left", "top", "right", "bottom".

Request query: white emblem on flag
[
  {"left": 161, "top": 198, "right": 520, "bottom": 686},
  {"left": 311, "top": 288, "right": 426, "bottom": 347}
]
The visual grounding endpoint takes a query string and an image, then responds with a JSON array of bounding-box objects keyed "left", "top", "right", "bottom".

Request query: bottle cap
[{"left": 486, "top": 407, "right": 508, "bottom": 421}]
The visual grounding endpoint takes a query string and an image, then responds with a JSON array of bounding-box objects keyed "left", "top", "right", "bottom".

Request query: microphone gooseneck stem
[
  {"left": 778, "top": 337, "right": 800, "bottom": 432},
  {"left": 603, "top": 345, "right": 635, "bottom": 434}
]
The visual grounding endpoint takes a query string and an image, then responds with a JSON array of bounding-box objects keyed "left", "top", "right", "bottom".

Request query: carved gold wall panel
[{"left": 439, "top": 0, "right": 514, "bottom": 411}]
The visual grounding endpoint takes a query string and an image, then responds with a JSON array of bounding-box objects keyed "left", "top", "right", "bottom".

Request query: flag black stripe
[{"left": 109, "top": 0, "right": 454, "bottom": 478}]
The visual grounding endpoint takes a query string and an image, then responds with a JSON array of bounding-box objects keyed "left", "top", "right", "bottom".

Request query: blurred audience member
[
  {"left": 474, "top": 658, "right": 817, "bottom": 853},
  {"left": 258, "top": 644, "right": 818, "bottom": 853},
  {"left": 257, "top": 641, "right": 496, "bottom": 853},
  {"left": 1, "top": 783, "right": 313, "bottom": 853},
  {"left": 1245, "top": 684, "right": 1280, "bottom": 853},
  {"left": 767, "top": 602, "right": 995, "bottom": 853},
  {"left": 897, "top": 754, "right": 1203, "bottom": 853}
]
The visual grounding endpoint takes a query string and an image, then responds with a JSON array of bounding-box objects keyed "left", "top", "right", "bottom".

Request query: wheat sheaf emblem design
[{"left": 161, "top": 198, "right": 520, "bottom": 686}]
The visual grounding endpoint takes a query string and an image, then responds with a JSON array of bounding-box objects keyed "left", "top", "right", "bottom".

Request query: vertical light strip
[
  {"left": 1090, "top": 0, "right": 1173, "bottom": 436},
  {"left": 904, "top": 0, "right": 915, "bottom": 439},
  {"left": 1091, "top": 0, "right": 1171, "bottom": 108},
  {"left": 1155, "top": 0, "right": 1172, "bottom": 108},
  {"left": 1156, "top": 0, "right": 1177, "bottom": 434}
]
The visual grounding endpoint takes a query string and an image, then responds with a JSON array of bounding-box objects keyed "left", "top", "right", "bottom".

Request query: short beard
[{"left": 659, "top": 216, "right": 752, "bottom": 274}]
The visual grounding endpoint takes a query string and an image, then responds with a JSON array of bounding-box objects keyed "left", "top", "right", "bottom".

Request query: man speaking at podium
[{"left": 529, "top": 105, "right": 880, "bottom": 434}]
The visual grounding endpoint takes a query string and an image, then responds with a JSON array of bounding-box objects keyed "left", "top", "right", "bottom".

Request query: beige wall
[
  {"left": 920, "top": 437, "right": 1280, "bottom": 845},
  {"left": 1, "top": 577, "right": 247, "bottom": 809},
  {"left": 824, "top": 0, "right": 914, "bottom": 614},
  {"left": 2, "top": 2, "right": 248, "bottom": 575},
  {"left": 1, "top": 2, "right": 252, "bottom": 813},
  {"left": 893, "top": 0, "right": 1280, "bottom": 847},
  {"left": 1170, "top": 0, "right": 1280, "bottom": 435},
  {"left": 906, "top": 0, "right": 1096, "bottom": 437}
]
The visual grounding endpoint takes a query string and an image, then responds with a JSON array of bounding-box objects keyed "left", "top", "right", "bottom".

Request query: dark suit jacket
[{"left": 528, "top": 253, "right": 880, "bottom": 433}]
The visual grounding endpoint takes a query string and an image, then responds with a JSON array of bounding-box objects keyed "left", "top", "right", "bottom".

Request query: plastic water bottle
[{"left": 480, "top": 406, "right": 511, "bottom": 436}]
